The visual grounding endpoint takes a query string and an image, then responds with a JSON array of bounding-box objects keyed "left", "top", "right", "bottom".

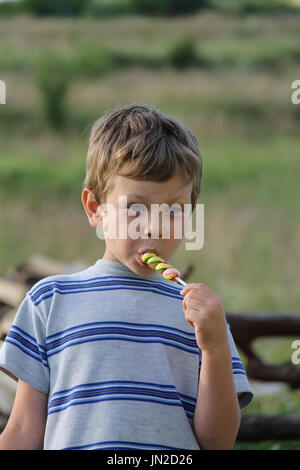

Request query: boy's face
[{"left": 82, "top": 170, "right": 194, "bottom": 276}]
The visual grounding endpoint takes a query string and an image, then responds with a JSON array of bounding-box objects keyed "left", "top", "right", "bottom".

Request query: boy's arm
[
  {"left": 0, "top": 378, "right": 48, "bottom": 450},
  {"left": 192, "top": 342, "right": 241, "bottom": 450},
  {"left": 180, "top": 283, "right": 241, "bottom": 450}
]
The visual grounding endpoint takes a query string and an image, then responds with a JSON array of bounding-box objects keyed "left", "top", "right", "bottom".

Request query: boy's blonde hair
[{"left": 83, "top": 103, "right": 202, "bottom": 206}]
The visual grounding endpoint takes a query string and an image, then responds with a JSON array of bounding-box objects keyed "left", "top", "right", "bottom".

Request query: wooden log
[
  {"left": 246, "top": 357, "right": 300, "bottom": 389},
  {"left": 225, "top": 312, "right": 300, "bottom": 387},
  {"left": 0, "top": 308, "right": 17, "bottom": 340},
  {"left": 13, "top": 254, "right": 88, "bottom": 287},
  {"left": 237, "top": 414, "right": 300, "bottom": 441},
  {"left": 0, "top": 412, "right": 8, "bottom": 434},
  {"left": 14, "top": 254, "right": 62, "bottom": 284},
  {"left": 226, "top": 311, "right": 300, "bottom": 340},
  {"left": 0, "top": 279, "right": 27, "bottom": 308}
]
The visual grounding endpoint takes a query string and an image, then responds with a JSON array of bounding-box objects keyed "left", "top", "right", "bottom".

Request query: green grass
[
  {"left": 0, "top": 12, "right": 300, "bottom": 450},
  {"left": 0, "top": 13, "right": 300, "bottom": 74},
  {"left": 234, "top": 440, "right": 300, "bottom": 450},
  {"left": 1, "top": 133, "right": 299, "bottom": 209},
  {"left": 202, "top": 134, "right": 300, "bottom": 214},
  {"left": 0, "top": 155, "right": 85, "bottom": 201}
]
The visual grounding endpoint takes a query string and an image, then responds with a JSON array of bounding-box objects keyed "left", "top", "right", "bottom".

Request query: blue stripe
[
  {"left": 29, "top": 275, "right": 181, "bottom": 297},
  {"left": 29, "top": 277, "right": 183, "bottom": 306},
  {"left": 61, "top": 440, "right": 185, "bottom": 450},
  {"left": 29, "top": 276, "right": 182, "bottom": 298},
  {"left": 48, "top": 381, "right": 196, "bottom": 417},
  {"left": 46, "top": 320, "right": 195, "bottom": 341},
  {"left": 178, "top": 392, "right": 197, "bottom": 407},
  {"left": 50, "top": 385, "right": 180, "bottom": 405},
  {"left": 50, "top": 379, "right": 177, "bottom": 398},
  {"left": 8, "top": 326, "right": 47, "bottom": 358},
  {"left": 232, "top": 356, "right": 243, "bottom": 362},
  {"left": 32, "top": 285, "right": 182, "bottom": 306},
  {"left": 233, "top": 369, "right": 246, "bottom": 376},
  {"left": 5, "top": 326, "right": 48, "bottom": 366},
  {"left": 45, "top": 321, "right": 198, "bottom": 357},
  {"left": 231, "top": 356, "right": 246, "bottom": 375},
  {"left": 49, "top": 381, "right": 179, "bottom": 401},
  {"left": 4, "top": 338, "right": 48, "bottom": 366},
  {"left": 6, "top": 330, "right": 40, "bottom": 357},
  {"left": 9, "top": 325, "right": 38, "bottom": 344},
  {"left": 232, "top": 363, "right": 244, "bottom": 369},
  {"left": 48, "top": 396, "right": 183, "bottom": 415},
  {"left": 47, "top": 337, "right": 199, "bottom": 358}
]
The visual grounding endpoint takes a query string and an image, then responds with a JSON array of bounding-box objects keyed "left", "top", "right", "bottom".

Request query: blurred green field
[{"left": 0, "top": 11, "right": 300, "bottom": 449}]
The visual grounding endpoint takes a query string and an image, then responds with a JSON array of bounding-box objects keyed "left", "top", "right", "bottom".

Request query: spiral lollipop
[{"left": 140, "top": 253, "right": 187, "bottom": 286}]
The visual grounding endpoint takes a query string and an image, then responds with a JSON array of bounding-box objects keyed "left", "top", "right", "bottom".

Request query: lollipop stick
[{"left": 175, "top": 277, "right": 187, "bottom": 287}]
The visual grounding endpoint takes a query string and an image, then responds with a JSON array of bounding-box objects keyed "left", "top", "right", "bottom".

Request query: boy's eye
[
  {"left": 127, "top": 203, "right": 147, "bottom": 214},
  {"left": 126, "top": 203, "right": 183, "bottom": 216},
  {"left": 167, "top": 204, "right": 183, "bottom": 215}
]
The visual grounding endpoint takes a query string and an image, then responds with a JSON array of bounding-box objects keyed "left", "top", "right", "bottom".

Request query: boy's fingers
[{"left": 180, "top": 283, "right": 200, "bottom": 296}]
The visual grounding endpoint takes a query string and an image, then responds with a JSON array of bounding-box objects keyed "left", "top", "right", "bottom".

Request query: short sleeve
[
  {"left": 0, "top": 293, "right": 49, "bottom": 394},
  {"left": 226, "top": 323, "right": 253, "bottom": 409}
]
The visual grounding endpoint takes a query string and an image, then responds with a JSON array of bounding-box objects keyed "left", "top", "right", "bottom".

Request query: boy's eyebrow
[
  {"left": 126, "top": 193, "right": 148, "bottom": 201},
  {"left": 126, "top": 193, "right": 188, "bottom": 204}
]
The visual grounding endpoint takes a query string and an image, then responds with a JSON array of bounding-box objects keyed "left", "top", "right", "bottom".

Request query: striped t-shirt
[{"left": 0, "top": 258, "right": 253, "bottom": 450}]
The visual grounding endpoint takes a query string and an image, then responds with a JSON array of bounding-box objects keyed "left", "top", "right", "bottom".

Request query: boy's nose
[{"left": 141, "top": 212, "right": 166, "bottom": 239}]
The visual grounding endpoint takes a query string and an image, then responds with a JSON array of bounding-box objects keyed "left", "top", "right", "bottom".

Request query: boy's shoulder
[
  {"left": 25, "top": 261, "right": 184, "bottom": 329},
  {"left": 27, "top": 264, "right": 96, "bottom": 309}
]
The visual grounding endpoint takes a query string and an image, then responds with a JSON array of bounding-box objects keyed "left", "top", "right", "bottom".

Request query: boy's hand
[{"left": 180, "top": 283, "right": 228, "bottom": 352}]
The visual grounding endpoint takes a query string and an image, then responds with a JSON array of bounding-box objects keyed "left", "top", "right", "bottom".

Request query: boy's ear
[{"left": 81, "top": 188, "right": 103, "bottom": 227}]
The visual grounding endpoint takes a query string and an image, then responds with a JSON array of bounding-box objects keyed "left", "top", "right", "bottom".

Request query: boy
[{"left": 0, "top": 103, "right": 253, "bottom": 450}]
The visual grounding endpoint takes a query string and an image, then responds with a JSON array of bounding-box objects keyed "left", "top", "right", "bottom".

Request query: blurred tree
[
  {"left": 168, "top": 38, "right": 206, "bottom": 69},
  {"left": 128, "top": 0, "right": 208, "bottom": 16},
  {"left": 23, "top": 0, "right": 91, "bottom": 17},
  {"left": 36, "top": 53, "right": 71, "bottom": 129}
]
